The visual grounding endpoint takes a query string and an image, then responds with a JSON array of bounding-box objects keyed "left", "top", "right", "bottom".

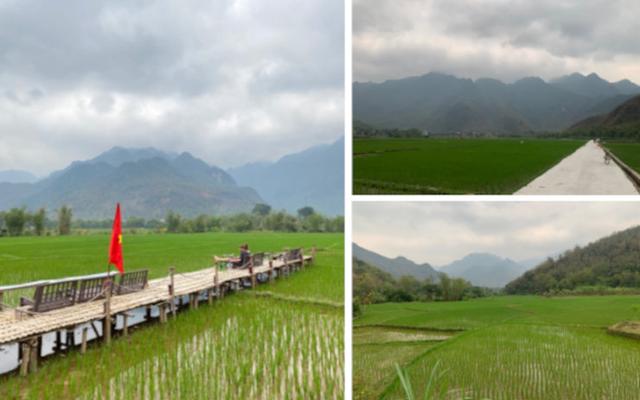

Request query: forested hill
[
  {"left": 565, "top": 95, "right": 640, "bottom": 139},
  {"left": 506, "top": 225, "right": 640, "bottom": 294}
]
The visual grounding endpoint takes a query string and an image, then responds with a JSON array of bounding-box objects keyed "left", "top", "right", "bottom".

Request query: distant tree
[
  {"left": 124, "top": 216, "right": 146, "bottom": 229},
  {"left": 439, "top": 273, "right": 451, "bottom": 300},
  {"left": 303, "top": 213, "right": 325, "bottom": 232},
  {"left": 32, "top": 208, "right": 46, "bottom": 236},
  {"left": 178, "top": 219, "right": 194, "bottom": 233},
  {"left": 297, "top": 206, "right": 315, "bottom": 219},
  {"left": 224, "top": 213, "right": 253, "bottom": 232},
  {"left": 420, "top": 280, "right": 441, "bottom": 301},
  {"left": 5, "top": 208, "right": 27, "bottom": 236},
  {"left": 166, "top": 211, "right": 181, "bottom": 233},
  {"left": 329, "top": 216, "right": 344, "bottom": 232},
  {"left": 264, "top": 212, "right": 299, "bottom": 232},
  {"left": 206, "top": 216, "right": 222, "bottom": 231},
  {"left": 450, "top": 278, "right": 471, "bottom": 301},
  {"left": 353, "top": 301, "right": 362, "bottom": 318},
  {"left": 387, "top": 288, "right": 414, "bottom": 302},
  {"left": 193, "top": 214, "right": 208, "bottom": 233},
  {"left": 398, "top": 275, "right": 421, "bottom": 296},
  {"left": 58, "top": 205, "right": 73, "bottom": 235},
  {"left": 252, "top": 203, "right": 271, "bottom": 216},
  {"left": 146, "top": 219, "right": 164, "bottom": 230}
]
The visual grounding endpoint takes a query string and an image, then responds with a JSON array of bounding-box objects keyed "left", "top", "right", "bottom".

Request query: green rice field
[
  {"left": 0, "top": 232, "right": 344, "bottom": 399},
  {"left": 353, "top": 138, "right": 584, "bottom": 194},
  {"left": 354, "top": 296, "right": 640, "bottom": 399},
  {"left": 606, "top": 142, "right": 640, "bottom": 174}
]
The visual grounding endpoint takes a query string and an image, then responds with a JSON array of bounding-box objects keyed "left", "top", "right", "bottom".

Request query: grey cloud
[
  {"left": 353, "top": 202, "right": 640, "bottom": 266},
  {"left": 354, "top": 0, "right": 640, "bottom": 83},
  {"left": 0, "top": 0, "right": 344, "bottom": 174}
]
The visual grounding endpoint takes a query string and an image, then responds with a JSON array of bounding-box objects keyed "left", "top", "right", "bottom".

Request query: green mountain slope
[
  {"left": 567, "top": 95, "right": 640, "bottom": 138},
  {"left": 506, "top": 225, "right": 640, "bottom": 294}
]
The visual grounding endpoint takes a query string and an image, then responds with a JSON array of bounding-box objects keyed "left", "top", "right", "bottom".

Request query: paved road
[{"left": 515, "top": 140, "right": 638, "bottom": 195}]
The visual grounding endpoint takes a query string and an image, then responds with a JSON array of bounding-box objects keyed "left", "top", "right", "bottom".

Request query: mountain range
[
  {"left": 0, "top": 148, "right": 261, "bottom": 219},
  {"left": 438, "top": 253, "right": 530, "bottom": 288},
  {"left": 353, "top": 243, "right": 538, "bottom": 287},
  {"left": 353, "top": 72, "right": 640, "bottom": 134},
  {"left": 229, "top": 137, "right": 344, "bottom": 216},
  {"left": 0, "top": 140, "right": 344, "bottom": 219},
  {"left": 352, "top": 243, "right": 440, "bottom": 281}
]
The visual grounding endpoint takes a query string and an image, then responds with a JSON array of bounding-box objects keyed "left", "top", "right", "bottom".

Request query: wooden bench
[
  {"left": 77, "top": 276, "right": 112, "bottom": 303},
  {"left": 116, "top": 270, "right": 149, "bottom": 295},
  {"left": 252, "top": 252, "right": 265, "bottom": 267},
  {"left": 2, "top": 270, "right": 147, "bottom": 313},
  {"left": 33, "top": 280, "right": 78, "bottom": 312}
]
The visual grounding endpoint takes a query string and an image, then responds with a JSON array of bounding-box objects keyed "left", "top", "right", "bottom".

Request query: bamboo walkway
[{"left": 0, "top": 251, "right": 313, "bottom": 375}]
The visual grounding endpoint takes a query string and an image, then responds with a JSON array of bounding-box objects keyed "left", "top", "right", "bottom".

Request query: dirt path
[{"left": 515, "top": 140, "right": 638, "bottom": 195}]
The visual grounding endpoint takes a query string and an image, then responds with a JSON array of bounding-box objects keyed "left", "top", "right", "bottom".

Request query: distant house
[{"left": 422, "top": 130, "right": 430, "bottom": 137}]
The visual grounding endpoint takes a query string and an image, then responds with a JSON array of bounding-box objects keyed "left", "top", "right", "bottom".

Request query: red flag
[{"left": 109, "top": 203, "right": 124, "bottom": 274}]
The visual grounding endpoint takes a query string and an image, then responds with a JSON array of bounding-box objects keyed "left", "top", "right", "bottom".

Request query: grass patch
[
  {"left": 358, "top": 296, "right": 640, "bottom": 399},
  {"left": 354, "top": 341, "right": 438, "bottom": 400},
  {"left": 0, "top": 232, "right": 343, "bottom": 305},
  {"left": 353, "top": 138, "right": 584, "bottom": 194},
  {"left": 384, "top": 325, "right": 640, "bottom": 400},
  {"left": 0, "top": 232, "right": 344, "bottom": 399},
  {"left": 1, "top": 296, "right": 344, "bottom": 399},
  {"left": 606, "top": 142, "right": 640, "bottom": 174}
]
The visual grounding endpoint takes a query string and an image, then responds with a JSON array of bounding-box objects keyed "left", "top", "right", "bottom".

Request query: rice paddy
[
  {"left": 353, "top": 138, "right": 584, "bottom": 194},
  {"left": 606, "top": 142, "right": 640, "bottom": 174},
  {"left": 0, "top": 232, "right": 344, "bottom": 399},
  {"left": 355, "top": 296, "right": 640, "bottom": 399}
]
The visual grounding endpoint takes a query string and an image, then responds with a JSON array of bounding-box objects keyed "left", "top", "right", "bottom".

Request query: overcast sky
[
  {"left": 0, "top": 0, "right": 344, "bottom": 176},
  {"left": 354, "top": 0, "right": 640, "bottom": 84},
  {"left": 353, "top": 202, "right": 640, "bottom": 266}
]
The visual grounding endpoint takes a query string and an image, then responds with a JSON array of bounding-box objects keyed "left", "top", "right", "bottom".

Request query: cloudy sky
[
  {"left": 353, "top": 202, "right": 640, "bottom": 266},
  {"left": 0, "top": 0, "right": 344, "bottom": 176},
  {"left": 354, "top": 0, "right": 640, "bottom": 83}
]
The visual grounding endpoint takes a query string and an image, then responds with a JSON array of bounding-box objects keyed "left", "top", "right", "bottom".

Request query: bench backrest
[
  {"left": 252, "top": 252, "right": 265, "bottom": 267},
  {"left": 77, "top": 276, "right": 111, "bottom": 303},
  {"left": 117, "top": 270, "right": 149, "bottom": 295},
  {"left": 288, "top": 248, "right": 302, "bottom": 260},
  {"left": 33, "top": 280, "right": 78, "bottom": 312}
]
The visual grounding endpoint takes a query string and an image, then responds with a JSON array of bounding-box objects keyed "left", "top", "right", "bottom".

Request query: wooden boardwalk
[{"left": 0, "top": 251, "right": 313, "bottom": 375}]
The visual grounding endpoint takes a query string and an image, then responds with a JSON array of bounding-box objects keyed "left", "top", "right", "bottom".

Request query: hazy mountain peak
[
  {"left": 440, "top": 252, "right": 529, "bottom": 288},
  {"left": 0, "top": 148, "right": 260, "bottom": 219},
  {"left": 352, "top": 243, "right": 439, "bottom": 281},
  {"left": 228, "top": 137, "right": 344, "bottom": 216},
  {"left": 88, "top": 146, "right": 176, "bottom": 167}
]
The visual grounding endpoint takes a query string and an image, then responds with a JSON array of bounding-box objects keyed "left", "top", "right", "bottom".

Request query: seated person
[{"left": 215, "top": 244, "right": 251, "bottom": 269}]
